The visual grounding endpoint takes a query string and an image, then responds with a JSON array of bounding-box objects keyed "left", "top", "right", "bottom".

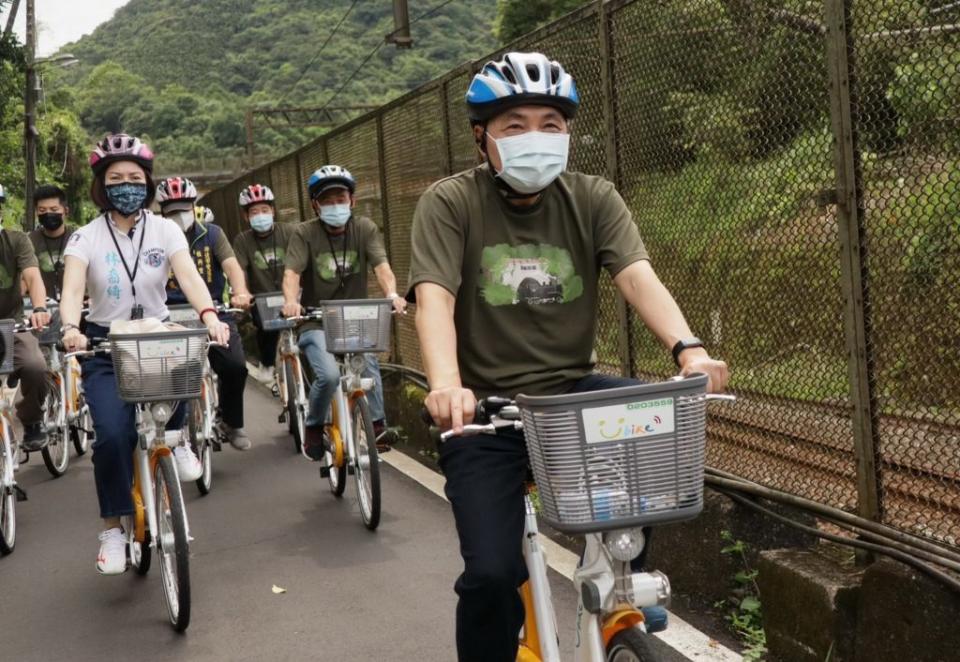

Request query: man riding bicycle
[
  {"left": 29, "top": 184, "right": 75, "bottom": 301},
  {"left": 409, "top": 52, "right": 730, "bottom": 662},
  {"left": 232, "top": 184, "right": 295, "bottom": 384},
  {"left": 159, "top": 176, "right": 254, "bottom": 452},
  {"left": 281, "top": 165, "right": 406, "bottom": 458},
  {"left": 0, "top": 182, "right": 52, "bottom": 453}
]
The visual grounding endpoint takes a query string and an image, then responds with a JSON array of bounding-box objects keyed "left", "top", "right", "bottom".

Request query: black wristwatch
[
  {"left": 672, "top": 337, "right": 704, "bottom": 367},
  {"left": 34, "top": 307, "right": 47, "bottom": 313}
]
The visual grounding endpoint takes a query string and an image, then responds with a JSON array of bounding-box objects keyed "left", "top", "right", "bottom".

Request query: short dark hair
[
  {"left": 34, "top": 184, "right": 67, "bottom": 205},
  {"left": 90, "top": 170, "right": 156, "bottom": 212}
]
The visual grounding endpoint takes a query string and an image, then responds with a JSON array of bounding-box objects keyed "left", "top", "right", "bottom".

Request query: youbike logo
[{"left": 581, "top": 398, "right": 675, "bottom": 444}]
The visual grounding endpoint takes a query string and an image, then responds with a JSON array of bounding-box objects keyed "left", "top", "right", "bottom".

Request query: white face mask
[
  {"left": 491, "top": 131, "right": 570, "bottom": 194},
  {"left": 170, "top": 209, "right": 194, "bottom": 231}
]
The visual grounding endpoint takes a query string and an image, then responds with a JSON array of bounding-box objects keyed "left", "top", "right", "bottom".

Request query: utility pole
[
  {"left": 386, "top": 0, "right": 413, "bottom": 48},
  {"left": 23, "top": 0, "right": 36, "bottom": 231}
]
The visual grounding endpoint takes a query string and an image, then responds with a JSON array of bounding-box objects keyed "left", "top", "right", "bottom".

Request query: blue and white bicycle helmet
[
  {"left": 466, "top": 52, "right": 579, "bottom": 123},
  {"left": 307, "top": 165, "right": 356, "bottom": 200}
]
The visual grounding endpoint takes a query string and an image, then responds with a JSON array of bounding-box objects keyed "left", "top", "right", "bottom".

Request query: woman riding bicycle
[{"left": 59, "top": 134, "right": 229, "bottom": 575}]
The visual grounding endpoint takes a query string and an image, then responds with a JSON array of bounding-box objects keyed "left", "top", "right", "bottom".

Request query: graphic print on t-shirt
[
  {"left": 480, "top": 244, "right": 584, "bottom": 306},
  {"left": 254, "top": 247, "right": 286, "bottom": 271},
  {"left": 315, "top": 250, "right": 358, "bottom": 281}
]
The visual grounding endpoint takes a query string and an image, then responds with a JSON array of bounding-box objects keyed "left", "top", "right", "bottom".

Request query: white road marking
[{"left": 381, "top": 450, "right": 743, "bottom": 662}]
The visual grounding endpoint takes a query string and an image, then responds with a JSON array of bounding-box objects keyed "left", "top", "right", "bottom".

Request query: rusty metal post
[
  {"left": 597, "top": 0, "right": 632, "bottom": 378},
  {"left": 375, "top": 113, "right": 400, "bottom": 363},
  {"left": 825, "top": 0, "right": 882, "bottom": 529}
]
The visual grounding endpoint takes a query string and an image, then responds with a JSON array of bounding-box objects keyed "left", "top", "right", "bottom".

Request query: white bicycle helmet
[
  {"left": 0, "top": 183, "right": 5, "bottom": 203},
  {"left": 307, "top": 165, "right": 356, "bottom": 200},
  {"left": 466, "top": 52, "right": 579, "bottom": 123}
]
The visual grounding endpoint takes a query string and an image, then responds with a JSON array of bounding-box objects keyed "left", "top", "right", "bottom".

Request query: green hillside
[{"left": 53, "top": 0, "right": 499, "bottom": 167}]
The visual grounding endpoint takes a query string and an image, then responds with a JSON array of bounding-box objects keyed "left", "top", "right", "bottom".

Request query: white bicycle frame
[
  {"left": 133, "top": 405, "right": 191, "bottom": 545},
  {"left": 0, "top": 377, "right": 19, "bottom": 500},
  {"left": 324, "top": 354, "right": 374, "bottom": 465}
]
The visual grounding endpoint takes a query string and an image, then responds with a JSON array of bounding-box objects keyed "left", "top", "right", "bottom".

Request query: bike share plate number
[
  {"left": 139, "top": 339, "right": 188, "bottom": 359},
  {"left": 343, "top": 305, "right": 378, "bottom": 321},
  {"left": 581, "top": 398, "right": 675, "bottom": 444}
]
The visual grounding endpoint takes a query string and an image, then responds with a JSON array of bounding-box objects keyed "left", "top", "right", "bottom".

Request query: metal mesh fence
[{"left": 200, "top": 0, "right": 960, "bottom": 551}]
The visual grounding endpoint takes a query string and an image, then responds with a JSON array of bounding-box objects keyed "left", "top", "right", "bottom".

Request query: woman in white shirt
[{"left": 59, "top": 134, "right": 229, "bottom": 575}]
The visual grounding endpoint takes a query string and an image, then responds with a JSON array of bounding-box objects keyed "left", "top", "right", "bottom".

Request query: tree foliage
[{"left": 494, "top": 0, "right": 587, "bottom": 44}]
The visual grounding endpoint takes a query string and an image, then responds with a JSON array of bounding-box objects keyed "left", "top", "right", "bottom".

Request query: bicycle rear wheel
[
  {"left": 606, "top": 626, "right": 655, "bottom": 662},
  {"left": 285, "top": 360, "right": 305, "bottom": 454},
  {"left": 352, "top": 396, "right": 380, "bottom": 530},
  {"left": 155, "top": 454, "right": 191, "bottom": 632},
  {"left": 71, "top": 401, "right": 92, "bottom": 456},
  {"left": 41, "top": 387, "right": 69, "bottom": 477},
  {"left": 0, "top": 438, "right": 15, "bottom": 555}
]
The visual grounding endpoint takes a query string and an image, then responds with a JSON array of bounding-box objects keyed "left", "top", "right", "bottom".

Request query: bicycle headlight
[
  {"left": 348, "top": 354, "right": 366, "bottom": 374},
  {"left": 604, "top": 528, "right": 646, "bottom": 562},
  {"left": 151, "top": 402, "right": 173, "bottom": 424}
]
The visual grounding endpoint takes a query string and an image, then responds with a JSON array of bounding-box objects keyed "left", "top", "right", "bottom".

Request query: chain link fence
[{"left": 201, "top": 0, "right": 960, "bottom": 551}]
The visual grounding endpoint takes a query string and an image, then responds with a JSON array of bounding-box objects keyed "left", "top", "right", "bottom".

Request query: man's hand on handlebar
[
  {"left": 30, "top": 310, "right": 51, "bottom": 330},
  {"left": 281, "top": 302, "right": 303, "bottom": 319},
  {"left": 679, "top": 351, "right": 729, "bottom": 393},
  {"left": 425, "top": 386, "right": 478, "bottom": 433},
  {"left": 230, "top": 291, "right": 253, "bottom": 310}
]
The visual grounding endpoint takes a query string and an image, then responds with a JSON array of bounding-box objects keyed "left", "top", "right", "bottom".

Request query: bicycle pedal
[
  {"left": 14, "top": 485, "right": 28, "bottom": 502},
  {"left": 278, "top": 413, "right": 286, "bottom": 424},
  {"left": 319, "top": 465, "right": 330, "bottom": 478}
]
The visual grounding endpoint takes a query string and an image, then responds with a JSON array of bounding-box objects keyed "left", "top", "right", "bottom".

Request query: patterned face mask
[{"left": 105, "top": 183, "right": 148, "bottom": 215}]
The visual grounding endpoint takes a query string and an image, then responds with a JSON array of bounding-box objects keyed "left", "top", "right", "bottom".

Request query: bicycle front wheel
[
  {"left": 41, "top": 387, "right": 70, "bottom": 477},
  {"left": 189, "top": 399, "right": 213, "bottom": 496},
  {"left": 285, "top": 360, "right": 305, "bottom": 454},
  {"left": 0, "top": 439, "right": 15, "bottom": 555},
  {"left": 352, "top": 396, "right": 380, "bottom": 530},
  {"left": 155, "top": 454, "right": 191, "bottom": 632},
  {"left": 606, "top": 626, "right": 655, "bottom": 662},
  {"left": 71, "top": 402, "right": 92, "bottom": 456}
]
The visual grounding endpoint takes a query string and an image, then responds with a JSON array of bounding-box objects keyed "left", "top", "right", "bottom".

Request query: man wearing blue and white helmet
[
  {"left": 283, "top": 165, "right": 407, "bottom": 458},
  {"left": 409, "top": 52, "right": 730, "bottom": 661}
]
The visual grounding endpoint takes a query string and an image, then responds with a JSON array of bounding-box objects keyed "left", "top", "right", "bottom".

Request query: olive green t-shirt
[
  {"left": 407, "top": 165, "right": 648, "bottom": 398},
  {"left": 233, "top": 222, "right": 295, "bottom": 295},
  {"left": 0, "top": 229, "right": 40, "bottom": 319},
  {"left": 29, "top": 225, "right": 75, "bottom": 299},
  {"left": 285, "top": 215, "right": 387, "bottom": 307}
]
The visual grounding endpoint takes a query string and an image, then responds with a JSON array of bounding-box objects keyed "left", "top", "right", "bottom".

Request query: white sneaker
[
  {"left": 96, "top": 528, "right": 127, "bottom": 575},
  {"left": 174, "top": 444, "right": 204, "bottom": 482}
]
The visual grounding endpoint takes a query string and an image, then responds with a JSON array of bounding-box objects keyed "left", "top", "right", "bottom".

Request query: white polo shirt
[{"left": 64, "top": 211, "right": 189, "bottom": 326}]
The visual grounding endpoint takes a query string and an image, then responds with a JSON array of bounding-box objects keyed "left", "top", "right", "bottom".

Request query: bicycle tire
[
  {"left": 71, "top": 402, "right": 92, "bottom": 456},
  {"left": 352, "top": 396, "right": 381, "bottom": 530},
  {"left": 155, "top": 454, "right": 191, "bottom": 632},
  {"left": 0, "top": 436, "right": 15, "bottom": 555},
  {"left": 285, "top": 360, "right": 304, "bottom": 453},
  {"left": 41, "top": 387, "right": 70, "bottom": 477},
  {"left": 124, "top": 514, "right": 151, "bottom": 575},
  {"left": 605, "top": 626, "right": 655, "bottom": 662},
  {"left": 189, "top": 399, "right": 213, "bottom": 496}
]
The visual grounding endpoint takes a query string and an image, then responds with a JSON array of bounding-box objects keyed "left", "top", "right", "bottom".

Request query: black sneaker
[
  {"left": 373, "top": 420, "right": 397, "bottom": 453},
  {"left": 303, "top": 426, "right": 327, "bottom": 461},
  {"left": 21, "top": 423, "right": 48, "bottom": 452}
]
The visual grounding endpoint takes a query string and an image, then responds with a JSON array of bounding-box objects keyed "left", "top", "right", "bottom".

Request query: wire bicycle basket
[
  {"left": 109, "top": 329, "right": 209, "bottom": 402},
  {"left": 319, "top": 298, "right": 392, "bottom": 354},
  {"left": 516, "top": 374, "right": 709, "bottom": 534},
  {"left": 253, "top": 292, "right": 293, "bottom": 331}
]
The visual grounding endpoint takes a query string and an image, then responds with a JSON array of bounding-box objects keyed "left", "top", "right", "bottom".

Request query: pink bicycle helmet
[
  {"left": 156, "top": 177, "right": 199, "bottom": 205},
  {"left": 238, "top": 184, "right": 275, "bottom": 208},
  {"left": 89, "top": 134, "right": 155, "bottom": 176}
]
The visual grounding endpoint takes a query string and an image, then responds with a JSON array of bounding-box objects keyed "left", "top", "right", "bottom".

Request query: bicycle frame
[
  {"left": 131, "top": 404, "right": 185, "bottom": 549},
  {"left": 326, "top": 354, "right": 372, "bottom": 469},
  {"left": 0, "top": 378, "right": 18, "bottom": 497}
]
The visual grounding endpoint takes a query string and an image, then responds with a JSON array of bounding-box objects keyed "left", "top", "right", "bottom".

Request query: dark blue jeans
[
  {"left": 439, "top": 373, "right": 649, "bottom": 662},
  {"left": 82, "top": 323, "right": 188, "bottom": 519}
]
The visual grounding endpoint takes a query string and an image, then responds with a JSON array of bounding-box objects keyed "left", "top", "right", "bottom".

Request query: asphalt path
[{"left": 0, "top": 380, "right": 687, "bottom": 662}]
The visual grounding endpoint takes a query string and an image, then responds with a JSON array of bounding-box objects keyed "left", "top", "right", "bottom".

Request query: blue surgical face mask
[
  {"left": 319, "top": 203, "right": 352, "bottom": 227},
  {"left": 492, "top": 131, "right": 570, "bottom": 194},
  {"left": 105, "top": 183, "right": 148, "bottom": 216},
  {"left": 250, "top": 212, "right": 274, "bottom": 233}
]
